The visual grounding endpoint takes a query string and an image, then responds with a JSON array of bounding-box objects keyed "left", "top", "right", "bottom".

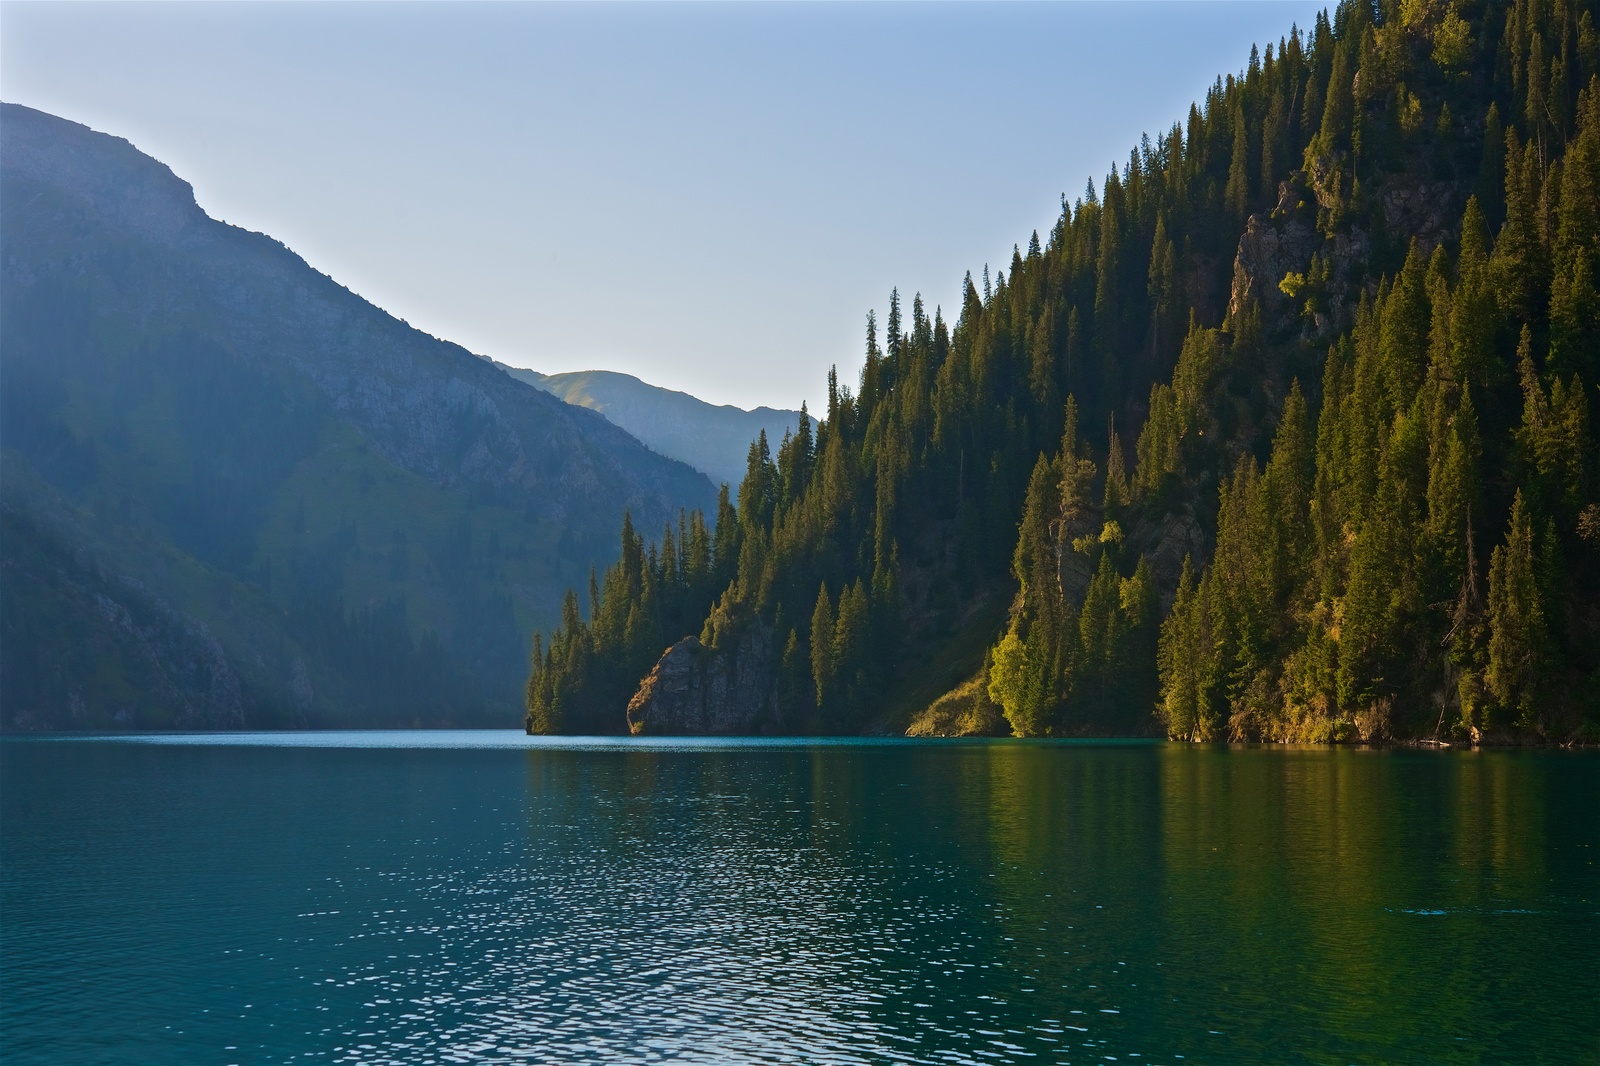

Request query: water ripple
[{"left": 2, "top": 739, "right": 1596, "bottom": 1064}]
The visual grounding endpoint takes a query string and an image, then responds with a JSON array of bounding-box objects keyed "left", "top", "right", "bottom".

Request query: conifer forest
[{"left": 529, "top": 0, "right": 1600, "bottom": 743}]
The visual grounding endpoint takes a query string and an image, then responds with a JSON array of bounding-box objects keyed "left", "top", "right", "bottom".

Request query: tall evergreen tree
[{"left": 1487, "top": 491, "right": 1550, "bottom": 727}]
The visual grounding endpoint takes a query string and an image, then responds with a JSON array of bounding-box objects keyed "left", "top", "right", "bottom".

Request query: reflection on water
[{"left": 1, "top": 736, "right": 1595, "bottom": 1064}]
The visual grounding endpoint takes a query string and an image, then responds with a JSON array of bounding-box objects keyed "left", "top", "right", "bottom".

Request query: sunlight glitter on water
[{"left": 2, "top": 738, "right": 1596, "bottom": 1064}]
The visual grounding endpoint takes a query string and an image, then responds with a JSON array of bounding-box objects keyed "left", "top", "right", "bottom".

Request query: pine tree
[
  {"left": 1157, "top": 556, "right": 1202, "bottom": 740},
  {"left": 1487, "top": 491, "right": 1550, "bottom": 727},
  {"left": 1493, "top": 134, "right": 1550, "bottom": 322},
  {"left": 1378, "top": 242, "right": 1430, "bottom": 414},
  {"left": 1450, "top": 197, "right": 1500, "bottom": 390},
  {"left": 1226, "top": 103, "right": 1252, "bottom": 219},
  {"left": 988, "top": 454, "right": 1066, "bottom": 736},
  {"left": 832, "top": 580, "right": 870, "bottom": 724},
  {"left": 1313, "top": 38, "right": 1355, "bottom": 161},
  {"left": 1133, "top": 383, "right": 1181, "bottom": 502},
  {"left": 1103, "top": 417, "right": 1131, "bottom": 511},
  {"left": 810, "top": 582, "right": 835, "bottom": 709}
]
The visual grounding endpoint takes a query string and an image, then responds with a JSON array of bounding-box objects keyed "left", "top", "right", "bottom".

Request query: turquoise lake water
[{"left": 1, "top": 734, "right": 1596, "bottom": 1064}]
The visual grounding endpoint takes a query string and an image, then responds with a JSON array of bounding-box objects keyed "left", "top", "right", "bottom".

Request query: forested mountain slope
[
  {"left": 530, "top": 0, "right": 1599, "bottom": 743},
  {"left": 0, "top": 103, "right": 716, "bottom": 730},
  {"left": 494, "top": 363, "right": 814, "bottom": 492}
]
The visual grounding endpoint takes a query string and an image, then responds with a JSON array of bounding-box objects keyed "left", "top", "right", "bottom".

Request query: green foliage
[
  {"left": 1133, "top": 383, "right": 1182, "bottom": 502},
  {"left": 1432, "top": 6, "right": 1473, "bottom": 71},
  {"left": 525, "top": 507, "right": 725, "bottom": 734},
  {"left": 810, "top": 582, "right": 835, "bottom": 707},
  {"left": 985, "top": 408, "right": 1158, "bottom": 736},
  {"left": 1150, "top": 0, "right": 1600, "bottom": 742},
  {"left": 1487, "top": 492, "right": 1550, "bottom": 726},
  {"left": 533, "top": 0, "right": 1600, "bottom": 741}
]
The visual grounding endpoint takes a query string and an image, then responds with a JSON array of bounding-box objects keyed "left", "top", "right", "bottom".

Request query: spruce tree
[
  {"left": 1487, "top": 491, "right": 1549, "bottom": 727},
  {"left": 809, "top": 583, "right": 835, "bottom": 708}
]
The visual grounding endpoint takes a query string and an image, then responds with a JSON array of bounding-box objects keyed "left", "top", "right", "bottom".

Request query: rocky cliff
[
  {"left": 626, "top": 620, "right": 781, "bottom": 735},
  {"left": 1229, "top": 160, "right": 1467, "bottom": 343}
]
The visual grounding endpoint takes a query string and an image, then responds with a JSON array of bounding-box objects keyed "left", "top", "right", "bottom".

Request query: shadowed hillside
[{"left": 0, "top": 103, "right": 716, "bottom": 730}]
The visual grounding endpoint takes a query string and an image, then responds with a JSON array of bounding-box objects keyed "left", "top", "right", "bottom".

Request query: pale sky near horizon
[{"left": 2, "top": 1, "right": 1328, "bottom": 413}]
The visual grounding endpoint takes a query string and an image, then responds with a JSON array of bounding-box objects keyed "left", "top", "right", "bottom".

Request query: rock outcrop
[
  {"left": 1229, "top": 179, "right": 1321, "bottom": 324},
  {"left": 1129, "top": 509, "right": 1209, "bottom": 613},
  {"left": 1230, "top": 165, "right": 1467, "bottom": 347},
  {"left": 626, "top": 623, "right": 780, "bottom": 735},
  {"left": 1376, "top": 177, "right": 1461, "bottom": 256}
]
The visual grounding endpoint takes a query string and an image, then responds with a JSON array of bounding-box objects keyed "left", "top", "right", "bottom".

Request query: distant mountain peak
[
  {"left": 1, "top": 102, "right": 206, "bottom": 244},
  {"left": 493, "top": 362, "right": 814, "bottom": 490}
]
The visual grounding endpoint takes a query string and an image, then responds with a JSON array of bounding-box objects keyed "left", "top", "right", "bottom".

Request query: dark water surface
[{"left": 1, "top": 735, "right": 1595, "bottom": 1065}]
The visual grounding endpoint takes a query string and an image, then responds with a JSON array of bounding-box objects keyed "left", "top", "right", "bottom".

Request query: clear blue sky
[{"left": 2, "top": 1, "right": 1327, "bottom": 412}]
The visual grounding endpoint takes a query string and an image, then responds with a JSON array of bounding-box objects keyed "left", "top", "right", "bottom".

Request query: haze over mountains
[
  {"left": 494, "top": 363, "right": 813, "bottom": 491},
  {"left": 0, "top": 102, "right": 718, "bottom": 729}
]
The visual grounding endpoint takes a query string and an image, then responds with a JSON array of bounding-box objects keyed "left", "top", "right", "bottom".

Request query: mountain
[
  {"left": 530, "top": 0, "right": 1600, "bottom": 743},
  {"left": 0, "top": 102, "right": 717, "bottom": 731},
  {"left": 493, "top": 364, "right": 813, "bottom": 491}
]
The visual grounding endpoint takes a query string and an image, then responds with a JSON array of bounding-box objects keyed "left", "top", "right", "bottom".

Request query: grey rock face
[
  {"left": 1235, "top": 163, "right": 1466, "bottom": 345},
  {"left": 1228, "top": 200, "right": 1320, "bottom": 323},
  {"left": 0, "top": 104, "right": 206, "bottom": 245},
  {"left": 626, "top": 625, "right": 779, "bottom": 735},
  {"left": 1130, "top": 509, "right": 1208, "bottom": 613},
  {"left": 1378, "top": 179, "right": 1457, "bottom": 252}
]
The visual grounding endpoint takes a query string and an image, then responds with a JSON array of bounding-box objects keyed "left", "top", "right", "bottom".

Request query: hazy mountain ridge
[
  {"left": 495, "top": 364, "right": 814, "bottom": 491},
  {"left": 0, "top": 102, "right": 717, "bottom": 729}
]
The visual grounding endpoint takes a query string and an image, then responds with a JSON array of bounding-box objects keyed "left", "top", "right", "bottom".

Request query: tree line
[{"left": 530, "top": 0, "right": 1599, "bottom": 742}]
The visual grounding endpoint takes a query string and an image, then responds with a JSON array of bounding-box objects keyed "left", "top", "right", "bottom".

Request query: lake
[{"left": 1, "top": 734, "right": 1595, "bottom": 1064}]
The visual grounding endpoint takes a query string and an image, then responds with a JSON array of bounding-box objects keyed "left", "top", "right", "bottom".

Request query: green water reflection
[{"left": 2, "top": 737, "right": 1595, "bottom": 1064}]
